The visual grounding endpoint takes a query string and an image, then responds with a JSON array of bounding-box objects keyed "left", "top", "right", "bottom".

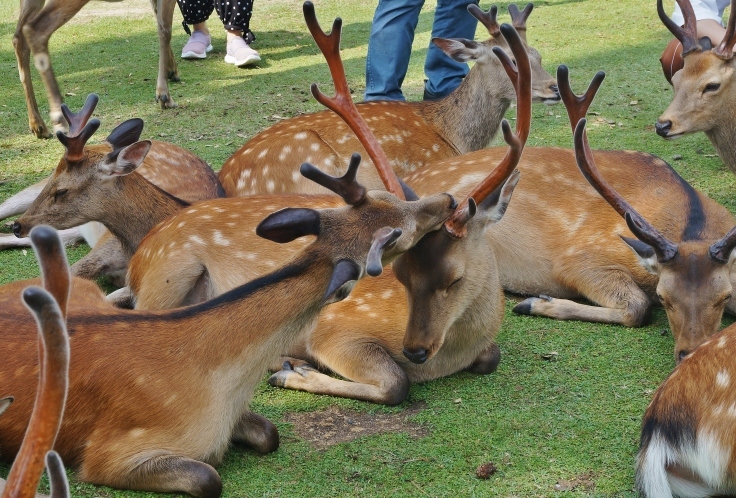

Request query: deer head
[
  {"left": 655, "top": 0, "right": 736, "bottom": 143},
  {"left": 394, "top": 22, "right": 531, "bottom": 363},
  {"left": 561, "top": 65, "right": 736, "bottom": 362}
]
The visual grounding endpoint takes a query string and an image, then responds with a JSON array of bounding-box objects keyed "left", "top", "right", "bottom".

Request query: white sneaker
[
  {"left": 181, "top": 30, "right": 213, "bottom": 59},
  {"left": 225, "top": 36, "right": 261, "bottom": 67}
]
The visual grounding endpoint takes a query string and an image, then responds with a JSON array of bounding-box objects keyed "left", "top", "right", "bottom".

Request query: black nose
[
  {"left": 677, "top": 350, "right": 690, "bottom": 363},
  {"left": 550, "top": 84, "right": 559, "bottom": 96},
  {"left": 12, "top": 221, "right": 22, "bottom": 238},
  {"left": 655, "top": 120, "right": 672, "bottom": 137},
  {"left": 403, "top": 347, "right": 428, "bottom": 364}
]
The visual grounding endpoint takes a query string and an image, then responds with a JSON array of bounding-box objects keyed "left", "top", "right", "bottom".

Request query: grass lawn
[{"left": 1, "top": 0, "right": 733, "bottom": 496}]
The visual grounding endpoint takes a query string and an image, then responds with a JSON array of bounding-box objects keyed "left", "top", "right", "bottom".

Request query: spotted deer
[
  {"left": 1, "top": 226, "right": 73, "bottom": 498},
  {"left": 8, "top": 94, "right": 223, "bottom": 287},
  {"left": 636, "top": 319, "right": 736, "bottom": 498},
  {"left": 14, "top": 0, "right": 180, "bottom": 138},
  {"left": 505, "top": 65, "right": 736, "bottom": 363},
  {"left": 655, "top": 0, "right": 736, "bottom": 174},
  {"left": 217, "top": 2, "right": 558, "bottom": 197},
  {"left": 0, "top": 163, "right": 456, "bottom": 496}
]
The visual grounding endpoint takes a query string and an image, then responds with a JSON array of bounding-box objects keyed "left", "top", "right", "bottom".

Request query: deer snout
[
  {"left": 12, "top": 221, "right": 24, "bottom": 238},
  {"left": 403, "top": 347, "right": 428, "bottom": 364},
  {"left": 549, "top": 84, "right": 560, "bottom": 99},
  {"left": 655, "top": 120, "right": 673, "bottom": 137}
]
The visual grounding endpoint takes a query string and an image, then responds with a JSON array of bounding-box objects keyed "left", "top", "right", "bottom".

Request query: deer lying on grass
[
  {"left": 655, "top": 0, "right": 736, "bottom": 174},
  {"left": 8, "top": 94, "right": 222, "bottom": 287},
  {"left": 636, "top": 319, "right": 736, "bottom": 497},
  {"left": 1, "top": 226, "right": 73, "bottom": 498},
  {"left": 218, "top": 2, "right": 558, "bottom": 196},
  {"left": 506, "top": 66, "right": 736, "bottom": 363},
  {"left": 14, "top": 0, "right": 180, "bottom": 138},
  {"left": 0, "top": 165, "right": 455, "bottom": 496}
]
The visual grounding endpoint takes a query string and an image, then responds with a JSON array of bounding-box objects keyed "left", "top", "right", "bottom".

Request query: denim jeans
[{"left": 364, "top": 0, "right": 479, "bottom": 101}]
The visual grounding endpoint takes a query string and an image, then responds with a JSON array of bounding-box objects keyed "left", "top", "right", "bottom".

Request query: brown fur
[
  {"left": 218, "top": 8, "right": 557, "bottom": 197},
  {"left": 13, "top": 0, "right": 179, "bottom": 138},
  {"left": 0, "top": 191, "right": 455, "bottom": 496}
]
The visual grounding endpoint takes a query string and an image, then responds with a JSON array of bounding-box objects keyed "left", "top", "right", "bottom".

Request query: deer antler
[
  {"left": 56, "top": 94, "right": 101, "bottom": 163},
  {"left": 303, "top": 1, "right": 405, "bottom": 199},
  {"left": 658, "top": 0, "right": 702, "bottom": 57},
  {"left": 715, "top": 0, "right": 736, "bottom": 59},
  {"left": 467, "top": 4, "right": 501, "bottom": 38},
  {"left": 444, "top": 23, "right": 531, "bottom": 238},
  {"left": 46, "top": 451, "right": 70, "bottom": 498},
  {"left": 300, "top": 153, "right": 367, "bottom": 205},
  {"left": 710, "top": 224, "right": 736, "bottom": 262},
  {"left": 561, "top": 72, "right": 679, "bottom": 262},
  {"left": 557, "top": 65, "right": 605, "bottom": 131},
  {"left": 508, "top": 3, "right": 533, "bottom": 41},
  {"left": 2, "top": 227, "right": 70, "bottom": 498}
]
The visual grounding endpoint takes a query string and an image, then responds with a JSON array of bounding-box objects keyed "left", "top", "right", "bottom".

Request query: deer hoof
[
  {"left": 513, "top": 298, "right": 536, "bottom": 315},
  {"left": 267, "top": 370, "right": 289, "bottom": 388}
]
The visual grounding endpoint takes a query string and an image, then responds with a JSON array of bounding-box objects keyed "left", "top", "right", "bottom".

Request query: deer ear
[
  {"left": 100, "top": 141, "right": 152, "bottom": 177},
  {"left": 479, "top": 169, "right": 521, "bottom": 224},
  {"left": 106, "top": 118, "right": 144, "bottom": 149},
  {"left": 256, "top": 208, "right": 321, "bottom": 243},
  {"left": 432, "top": 38, "right": 482, "bottom": 63},
  {"left": 323, "top": 259, "right": 361, "bottom": 303},
  {"left": 0, "top": 396, "right": 13, "bottom": 416},
  {"left": 366, "top": 227, "right": 403, "bottom": 276},
  {"left": 46, "top": 451, "right": 70, "bottom": 498},
  {"left": 621, "top": 235, "right": 659, "bottom": 275}
]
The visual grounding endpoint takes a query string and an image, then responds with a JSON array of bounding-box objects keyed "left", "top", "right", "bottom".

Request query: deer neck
[
  {"left": 417, "top": 66, "right": 512, "bottom": 154},
  {"left": 102, "top": 173, "right": 187, "bottom": 257},
  {"left": 706, "top": 122, "right": 736, "bottom": 175}
]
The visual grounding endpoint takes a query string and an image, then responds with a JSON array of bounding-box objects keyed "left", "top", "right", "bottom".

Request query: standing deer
[
  {"left": 1, "top": 226, "right": 73, "bottom": 498},
  {"left": 0, "top": 162, "right": 456, "bottom": 496},
  {"left": 218, "top": 2, "right": 558, "bottom": 196},
  {"left": 635, "top": 318, "right": 736, "bottom": 497},
  {"left": 8, "top": 94, "right": 223, "bottom": 286},
  {"left": 14, "top": 0, "right": 180, "bottom": 138},
  {"left": 655, "top": 0, "right": 736, "bottom": 174}
]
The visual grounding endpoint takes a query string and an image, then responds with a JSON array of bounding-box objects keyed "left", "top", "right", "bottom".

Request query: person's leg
[
  {"left": 365, "top": 0, "right": 425, "bottom": 101},
  {"left": 423, "top": 0, "right": 478, "bottom": 100},
  {"left": 215, "top": 0, "right": 260, "bottom": 66},
  {"left": 178, "top": 0, "right": 214, "bottom": 58}
]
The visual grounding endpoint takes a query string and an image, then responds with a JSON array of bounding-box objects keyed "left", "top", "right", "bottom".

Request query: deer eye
[
  {"left": 53, "top": 189, "right": 68, "bottom": 201},
  {"left": 703, "top": 82, "right": 721, "bottom": 94},
  {"left": 447, "top": 277, "right": 463, "bottom": 291}
]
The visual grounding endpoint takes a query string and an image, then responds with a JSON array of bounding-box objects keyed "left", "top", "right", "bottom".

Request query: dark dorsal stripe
[{"left": 655, "top": 156, "right": 706, "bottom": 241}]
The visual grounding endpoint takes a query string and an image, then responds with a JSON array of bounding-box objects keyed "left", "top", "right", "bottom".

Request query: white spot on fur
[
  {"left": 258, "top": 149, "right": 268, "bottom": 159},
  {"left": 177, "top": 221, "right": 186, "bottom": 228},
  {"left": 717, "top": 370, "right": 730, "bottom": 388},
  {"left": 295, "top": 132, "right": 308, "bottom": 140},
  {"left": 190, "top": 235, "right": 205, "bottom": 245},
  {"left": 213, "top": 231, "right": 230, "bottom": 246},
  {"left": 267, "top": 180, "right": 275, "bottom": 192}
]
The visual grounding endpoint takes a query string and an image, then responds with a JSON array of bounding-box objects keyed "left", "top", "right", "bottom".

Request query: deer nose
[
  {"left": 12, "top": 221, "right": 22, "bottom": 238},
  {"left": 550, "top": 84, "right": 560, "bottom": 97},
  {"left": 655, "top": 120, "right": 672, "bottom": 137},
  {"left": 403, "top": 347, "right": 428, "bottom": 364},
  {"left": 677, "top": 349, "right": 690, "bottom": 363}
]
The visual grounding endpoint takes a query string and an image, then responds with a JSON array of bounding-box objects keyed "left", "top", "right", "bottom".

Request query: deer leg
[
  {"left": 70, "top": 235, "right": 128, "bottom": 287},
  {"left": 13, "top": 0, "right": 51, "bottom": 138},
  {"left": 268, "top": 342, "right": 410, "bottom": 406},
  {"left": 22, "top": 0, "right": 91, "bottom": 134},
  {"left": 0, "top": 227, "right": 83, "bottom": 250},
  {"left": 154, "top": 0, "right": 179, "bottom": 108},
  {"left": 513, "top": 269, "right": 652, "bottom": 327},
  {"left": 467, "top": 342, "right": 501, "bottom": 375},
  {"left": 231, "top": 411, "right": 280, "bottom": 454},
  {"left": 91, "top": 455, "right": 222, "bottom": 498}
]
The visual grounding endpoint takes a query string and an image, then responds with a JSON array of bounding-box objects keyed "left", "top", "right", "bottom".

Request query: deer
[
  {"left": 14, "top": 0, "right": 180, "bottom": 139},
  {"left": 635, "top": 319, "right": 736, "bottom": 498},
  {"left": 7, "top": 93, "right": 223, "bottom": 287},
  {"left": 655, "top": 0, "right": 736, "bottom": 174},
  {"left": 217, "top": 2, "right": 559, "bottom": 197},
  {"left": 1, "top": 226, "right": 73, "bottom": 498},
  {"left": 0, "top": 165, "right": 456, "bottom": 497}
]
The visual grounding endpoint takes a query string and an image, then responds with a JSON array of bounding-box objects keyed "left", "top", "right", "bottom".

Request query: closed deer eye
[
  {"left": 703, "top": 82, "right": 721, "bottom": 94},
  {"left": 53, "top": 189, "right": 68, "bottom": 201}
]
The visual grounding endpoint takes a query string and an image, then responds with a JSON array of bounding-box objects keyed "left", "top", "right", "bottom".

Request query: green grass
[{"left": 0, "top": 0, "right": 733, "bottom": 496}]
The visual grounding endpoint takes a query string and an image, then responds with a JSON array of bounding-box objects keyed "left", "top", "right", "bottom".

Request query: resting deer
[
  {"left": 655, "top": 0, "right": 736, "bottom": 174},
  {"left": 217, "top": 2, "right": 558, "bottom": 197},
  {"left": 8, "top": 94, "right": 223, "bottom": 287},
  {"left": 0, "top": 163, "right": 455, "bottom": 496},
  {"left": 1, "top": 226, "right": 73, "bottom": 498},
  {"left": 636, "top": 319, "right": 736, "bottom": 497},
  {"left": 505, "top": 65, "right": 736, "bottom": 362},
  {"left": 14, "top": 0, "right": 180, "bottom": 138}
]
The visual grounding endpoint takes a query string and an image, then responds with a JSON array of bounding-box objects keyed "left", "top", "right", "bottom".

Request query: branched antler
[
  {"left": 300, "top": 153, "right": 367, "bottom": 205},
  {"left": 303, "top": 1, "right": 405, "bottom": 199},
  {"left": 57, "top": 94, "right": 101, "bottom": 163}
]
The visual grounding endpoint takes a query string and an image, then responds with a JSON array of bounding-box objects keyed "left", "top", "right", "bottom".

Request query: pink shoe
[
  {"left": 225, "top": 36, "right": 261, "bottom": 67},
  {"left": 181, "top": 30, "right": 213, "bottom": 59}
]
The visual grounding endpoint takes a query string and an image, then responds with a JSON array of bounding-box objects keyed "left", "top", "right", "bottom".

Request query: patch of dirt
[
  {"left": 283, "top": 402, "right": 429, "bottom": 450},
  {"left": 553, "top": 471, "right": 598, "bottom": 492}
]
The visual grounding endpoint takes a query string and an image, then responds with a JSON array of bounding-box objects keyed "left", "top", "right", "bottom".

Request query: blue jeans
[{"left": 364, "top": 0, "right": 479, "bottom": 101}]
